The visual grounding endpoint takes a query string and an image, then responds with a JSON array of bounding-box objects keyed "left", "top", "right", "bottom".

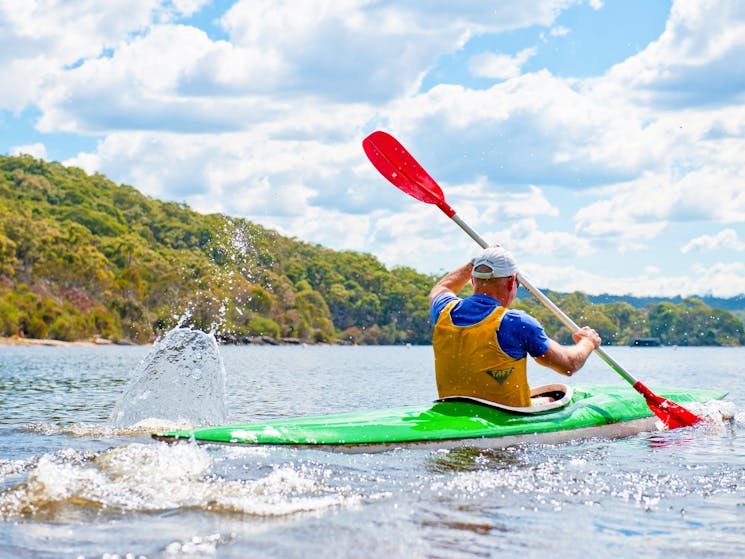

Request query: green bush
[
  {"left": 246, "top": 315, "right": 281, "bottom": 338},
  {"left": 24, "top": 316, "right": 49, "bottom": 339}
]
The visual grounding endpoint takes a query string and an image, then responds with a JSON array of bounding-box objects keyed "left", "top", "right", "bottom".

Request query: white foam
[
  {"left": 0, "top": 443, "right": 362, "bottom": 519},
  {"left": 229, "top": 429, "right": 258, "bottom": 442},
  {"left": 684, "top": 400, "right": 739, "bottom": 434},
  {"left": 164, "top": 533, "right": 228, "bottom": 556}
]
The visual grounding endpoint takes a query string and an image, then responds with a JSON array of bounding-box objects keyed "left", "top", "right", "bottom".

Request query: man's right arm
[
  {"left": 429, "top": 262, "right": 473, "bottom": 305},
  {"left": 534, "top": 327, "right": 601, "bottom": 376}
]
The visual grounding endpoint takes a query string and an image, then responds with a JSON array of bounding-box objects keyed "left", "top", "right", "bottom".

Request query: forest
[{"left": 1, "top": 154, "right": 743, "bottom": 346}]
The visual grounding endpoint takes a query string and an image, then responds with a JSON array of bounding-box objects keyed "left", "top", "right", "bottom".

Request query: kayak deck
[{"left": 152, "top": 384, "right": 727, "bottom": 452}]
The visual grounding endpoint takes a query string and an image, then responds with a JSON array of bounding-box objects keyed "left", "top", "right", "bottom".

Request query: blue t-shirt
[{"left": 430, "top": 293, "right": 550, "bottom": 360}]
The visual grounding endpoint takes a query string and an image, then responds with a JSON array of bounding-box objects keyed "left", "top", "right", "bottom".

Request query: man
[{"left": 430, "top": 245, "right": 601, "bottom": 407}]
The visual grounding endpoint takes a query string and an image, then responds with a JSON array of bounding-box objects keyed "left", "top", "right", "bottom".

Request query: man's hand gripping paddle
[{"left": 362, "top": 130, "right": 702, "bottom": 429}]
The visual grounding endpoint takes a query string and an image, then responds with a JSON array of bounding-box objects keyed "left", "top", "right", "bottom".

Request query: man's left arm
[{"left": 535, "top": 327, "right": 601, "bottom": 376}]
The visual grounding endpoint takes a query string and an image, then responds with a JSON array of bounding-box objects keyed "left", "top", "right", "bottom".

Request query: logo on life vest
[{"left": 484, "top": 367, "right": 514, "bottom": 384}]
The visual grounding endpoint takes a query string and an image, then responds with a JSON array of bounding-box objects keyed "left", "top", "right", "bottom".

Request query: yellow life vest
[{"left": 433, "top": 299, "right": 531, "bottom": 407}]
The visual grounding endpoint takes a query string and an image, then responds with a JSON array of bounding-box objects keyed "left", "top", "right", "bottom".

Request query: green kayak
[{"left": 152, "top": 384, "right": 727, "bottom": 453}]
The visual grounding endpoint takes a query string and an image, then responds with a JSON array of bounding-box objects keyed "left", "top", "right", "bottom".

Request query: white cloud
[
  {"left": 34, "top": 24, "right": 292, "bottom": 134},
  {"left": 482, "top": 218, "right": 596, "bottom": 259},
  {"left": 0, "top": 0, "right": 204, "bottom": 111},
  {"left": 386, "top": 71, "right": 662, "bottom": 190},
  {"left": 213, "top": 0, "right": 585, "bottom": 104},
  {"left": 576, "top": 162, "right": 745, "bottom": 250},
  {"left": 603, "top": 0, "right": 745, "bottom": 108},
  {"left": 681, "top": 228, "right": 745, "bottom": 253},
  {"left": 17, "top": 0, "right": 588, "bottom": 134},
  {"left": 167, "top": 0, "right": 208, "bottom": 17},
  {"left": 276, "top": 206, "right": 373, "bottom": 252},
  {"left": 524, "top": 260, "right": 745, "bottom": 298},
  {"left": 443, "top": 180, "right": 558, "bottom": 222},
  {"left": 218, "top": 0, "right": 463, "bottom": 103},
  {"left": 10, "top": 142, "right": 47, "bottom": 159},
  {"left": 222, "top": 0, "right": 582, "bottom": 46},
  {"left": 65, "top": 127, "right": 389, "bottom": 220},
  {"left": 469, "top": 47, "right": 537, "bottom": 80},
  {"left": 704, "top": 261, "right": 745, "bottom": 297}
]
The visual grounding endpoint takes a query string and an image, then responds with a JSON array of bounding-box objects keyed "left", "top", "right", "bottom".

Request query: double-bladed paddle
[{"left": 362, "top": 130, "right": 702, "bottom": 429}]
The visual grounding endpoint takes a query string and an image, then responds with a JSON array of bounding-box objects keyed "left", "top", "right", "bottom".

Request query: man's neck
[{"left": 473, "top": 287, "right": 509, "bottom": 307}]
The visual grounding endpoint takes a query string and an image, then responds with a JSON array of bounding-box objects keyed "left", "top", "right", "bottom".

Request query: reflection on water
[{"left": 427, "top": 446, "right": 531, "bottom": 474}]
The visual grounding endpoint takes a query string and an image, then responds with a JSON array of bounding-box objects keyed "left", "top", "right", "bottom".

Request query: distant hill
[
  {"left": 512, "top": 289, "right": 744, "bottom": 346},
  {"left": 584, "top": 293, "right": 745, "bottom": 327},
  {"left": 586, "top": 293, "right": 745, "bottom": 312},
  {"left": 0, "top": 154, "right": 433, "bottom": 345},
  {"left": 1, "top": 154, "right": 743, "bottom": 346}
]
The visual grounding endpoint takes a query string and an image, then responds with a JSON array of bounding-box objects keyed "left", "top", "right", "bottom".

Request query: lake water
[{"left": 1, "top": 343, "right": 744, "bottom": 558}]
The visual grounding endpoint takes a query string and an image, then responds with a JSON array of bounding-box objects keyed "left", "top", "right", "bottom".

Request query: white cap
[{"left": 471, "top": 246, "right": 519, "bottom": 279}]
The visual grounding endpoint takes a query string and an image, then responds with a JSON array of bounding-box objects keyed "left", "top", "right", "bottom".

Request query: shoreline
[
  {"left": 0, "top": 336, "right": 125, "bottom": 347},
  {"left": 1, "top": 335, "right": 740, "bottom": 349},
  {"left": 0, "top": 335, "right": 329, "bottom": 347}
]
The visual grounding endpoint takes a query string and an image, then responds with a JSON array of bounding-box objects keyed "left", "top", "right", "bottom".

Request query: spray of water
[
  {"left": 0, "top": 444, "right": 360, "bottom": 520},
  {"left": 170, "top": 218, "right": 274, "bottom": 343},
  {"left": 109, "top": 327, "right": 227, "bottom": 428}
]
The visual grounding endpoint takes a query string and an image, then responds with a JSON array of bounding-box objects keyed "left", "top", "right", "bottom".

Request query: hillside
[
  {"left": 1, "top": 155, "right": 743, "bottom": 346},
  {"left": 0, "top": 155, "right": 433, "bottom": 344}
]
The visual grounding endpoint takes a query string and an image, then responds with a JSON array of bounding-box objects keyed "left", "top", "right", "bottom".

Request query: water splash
[
  {"left": 109, "top": 327, "right": 226, "bottom": 428},
  {"left": 0, "top": 443, "right": 360, "bottom": 520},
  {"left": 685, "top": 399, "right": 738, "bottom": 433}
]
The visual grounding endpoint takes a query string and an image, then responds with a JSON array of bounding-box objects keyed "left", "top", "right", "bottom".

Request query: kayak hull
[{"left": 152, "top": 384, "right": 727, "bottom": 453}]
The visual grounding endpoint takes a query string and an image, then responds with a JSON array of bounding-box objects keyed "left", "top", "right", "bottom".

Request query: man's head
[
  {"left": 471, "top": 246, "right": 519, "bottom": 280},
  {"left": 470, "top": 246, "right": 520, "bottom": 304}
]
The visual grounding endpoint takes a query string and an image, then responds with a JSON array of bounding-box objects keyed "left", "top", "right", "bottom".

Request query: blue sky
[{"left": 2, "top": 0, "right": 744, "bottom": 297}]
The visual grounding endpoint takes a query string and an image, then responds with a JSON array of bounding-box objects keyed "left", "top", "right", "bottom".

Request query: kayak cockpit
[{"left": 436, "top": 383, "right": 573, "bottom": 415}]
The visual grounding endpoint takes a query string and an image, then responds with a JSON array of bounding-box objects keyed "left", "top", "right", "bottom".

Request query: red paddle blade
[
  {"left": 633, "top": 381, "right": 702, "bottom": 428},
  {"left": 363, "top": 131, "right": 456, "bottom": 217}
]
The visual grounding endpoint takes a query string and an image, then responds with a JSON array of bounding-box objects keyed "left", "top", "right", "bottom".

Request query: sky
[{"left": 2, "top": 0, "right": 745, "bottom": 298}]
